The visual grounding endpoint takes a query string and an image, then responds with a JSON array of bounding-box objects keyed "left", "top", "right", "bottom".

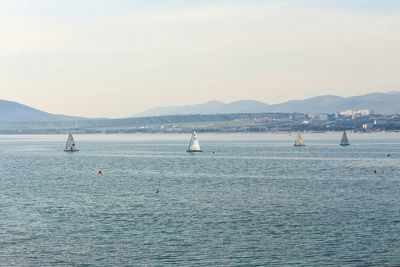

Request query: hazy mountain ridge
[
  {"left": 1, "top": 91, "right": 400, "bottom": 123},
  {"left": 0, "top": 99, "right": 84, "bottom": 122},
  {"left": 136, "top": 92, "right": 400, "bottom": 116},
  {"left": 136, "top": 100, "right": 271, "bottom": 117}
]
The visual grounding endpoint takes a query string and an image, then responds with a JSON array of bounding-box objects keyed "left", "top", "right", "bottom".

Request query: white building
[
  {"left": 340, "top": 109, "right": 374, "bottom": 117},
  {"left": 340, "top": 110, "right": 355, "bottom": 116},
  {"left": 363, "top": 123, "right": 374, "bottom": 130}
]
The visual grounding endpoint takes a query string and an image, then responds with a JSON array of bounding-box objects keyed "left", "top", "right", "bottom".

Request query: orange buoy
[{"left": 97, "top": 170, "right": 103, "bottom": 175}]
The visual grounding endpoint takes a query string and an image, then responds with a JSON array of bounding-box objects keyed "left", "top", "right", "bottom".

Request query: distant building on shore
[
  {"left": 340, "top": 109, "right": 374, "bottom": 118},
  {"left": 363, "top": 123, "right": 374, "bottom": 130}
]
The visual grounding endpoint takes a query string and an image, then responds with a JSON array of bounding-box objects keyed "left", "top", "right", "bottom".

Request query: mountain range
[
  {"left": 1, "top": 91, "right": 400, "bottom": 122},
  {"left": 0, "top": 99, "right": 82, "bottom": 122},
  {"left": 136, "top": 91, "right": 400, "bottom": 117}
]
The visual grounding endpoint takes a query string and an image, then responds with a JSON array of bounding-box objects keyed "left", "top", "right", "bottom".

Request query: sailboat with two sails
[
  {"left": 187, "top": 131, "right": 202, "bottom": 152},
  {"left": 64, "top": 132, "right": 79, "bottom": 152}
]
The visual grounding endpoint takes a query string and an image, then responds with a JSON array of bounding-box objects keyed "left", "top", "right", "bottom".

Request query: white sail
[
  {"left": 187, "top": 131, "right": 201, "bottom": 152},
  {"left": 340, "top": 131, "right": 350, "bottom": 146},
  {"left": 294, "top": 131, "right": 305, "bottom": 146},
  {"left": 64, "top": 132, "right": 79, "bottom": 152}
]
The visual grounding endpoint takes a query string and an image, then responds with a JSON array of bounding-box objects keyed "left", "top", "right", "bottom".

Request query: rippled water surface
[{"left": 1, "top": 133, "right": 400, "bottom": 266}]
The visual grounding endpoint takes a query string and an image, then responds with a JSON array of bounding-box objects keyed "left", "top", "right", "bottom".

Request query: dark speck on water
[{"left": 1, "top": 133, "right": 400, "bottom": 266}]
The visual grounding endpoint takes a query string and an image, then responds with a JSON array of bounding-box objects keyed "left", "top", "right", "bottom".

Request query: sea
[{"left": 0, "top": 132, "right": 399, "bottom": 266}]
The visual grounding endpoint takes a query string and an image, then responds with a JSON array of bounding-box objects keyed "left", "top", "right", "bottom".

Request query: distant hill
[
  {"left": 135, "top": 100, "right": 270, "bottom": 117},
  {"left": 2, "top": 91, "right": 400, "bottom": 123},
  {"left": 0, "top": 99, "right": 83, "bottom": 122},
  {"left": 269, "top": 92, "right": 400, "bottom": 114},
  {"left": 136, "top": 91, "right": 400, "bottom": 116}
]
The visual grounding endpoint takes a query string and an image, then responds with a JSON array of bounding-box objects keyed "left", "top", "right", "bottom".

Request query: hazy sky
[{"left": 1, "top": 0, "right": 399, "bottom": 118}]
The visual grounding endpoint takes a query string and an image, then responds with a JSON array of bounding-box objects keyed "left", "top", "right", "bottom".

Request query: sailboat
[
  {"left": 294, "top": 131, "right": 305, "bottom": 146},
  {"left": 64, "top": 132, "right": 79, "bottom": 152},
  {"left": 340, "top": 131, "right": 350, "bottom": 146},
  {"left": 187, "top": 131, "right": 202, "bottom": 152}
]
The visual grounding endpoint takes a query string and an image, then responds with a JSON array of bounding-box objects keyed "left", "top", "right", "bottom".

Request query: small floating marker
[
  {"left": 155, "top": 180, "right": 160, "bottom": 193},
  {"left": 373, "top": 169, "right": 377, "bottom": 174},
  {"left": 97, "top": 170, "right": 104, "bottom": 175},
  {"left": 387, "top": 154, "right": 391, "bottom": 157}
]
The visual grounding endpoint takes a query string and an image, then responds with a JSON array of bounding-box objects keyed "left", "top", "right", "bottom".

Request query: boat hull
[
  {"left": 340, "top": 144, "right": 350, "bottom": 146},
  {"left": 187, "top": 150, "right": 202, "bottom": 153},
  {"left": 294, "top": 145, "right": 305, "bottom": 147},
  {"left": 64, "top": 149, "right": 79, "bottom": 152}
]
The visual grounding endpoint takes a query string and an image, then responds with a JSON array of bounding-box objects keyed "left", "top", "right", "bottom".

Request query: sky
[{"left": 0, "top": 0, "right": 399, "bottom": 118}]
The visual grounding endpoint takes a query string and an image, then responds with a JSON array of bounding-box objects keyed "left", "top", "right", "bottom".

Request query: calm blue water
[{"left": 1, "top": 133, "right": 400, "bottom": 266}]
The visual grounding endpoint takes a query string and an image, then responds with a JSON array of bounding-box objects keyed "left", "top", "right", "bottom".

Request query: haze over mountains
[
  {"left": 136, "top": 91, "right": 400, "bottom": 117},
  {"left": 0, "top": 99, "right": 82, "bottom": 122},
  {"left": 1, "top": 91, "right": 400, "bottom": 122}
]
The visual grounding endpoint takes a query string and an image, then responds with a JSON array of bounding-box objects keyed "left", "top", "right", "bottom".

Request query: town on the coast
[{"left": 1, "top": 108, "right": 400, "bottom": 134}]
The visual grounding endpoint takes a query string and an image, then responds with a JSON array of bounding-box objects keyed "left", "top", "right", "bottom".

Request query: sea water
[{"left": 0, "top": 133, "right": 400, "bottom": 266}]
